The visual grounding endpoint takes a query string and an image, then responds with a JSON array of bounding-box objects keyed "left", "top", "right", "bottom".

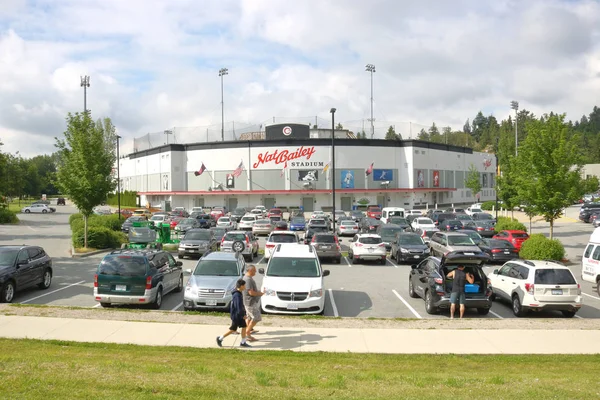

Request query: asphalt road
[{"left": 2, "top": 204, "right": 600, "bottom": 320}]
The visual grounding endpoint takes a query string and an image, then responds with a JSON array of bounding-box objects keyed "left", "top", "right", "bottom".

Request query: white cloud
[{"left": 0, "top": 0, "right": 598, "bottom": 157}]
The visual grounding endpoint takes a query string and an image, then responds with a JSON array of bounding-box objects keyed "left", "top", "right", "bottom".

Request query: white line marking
[
  {"left": 489, "top": 310, "right": 504, "bottom": 319},
  {"left": 583, "top": 293, "right": 600, "bottom": 301},
  {"left": 171, "top": 302, "right": 183, "bottom": 311},
  {"left": 255, "top": 256, "right": 264, "bottom": 265},
  {"left": 93, "top": 303, "right": 101, "bottom": 308},
  {"left": 387, "top": 258, "right": 399, "bottom": 269},
  {"left": 392, "top": 289, "right": 422, "bottom": 319},
  {"left": 575, "top": 314, "right": 583, "bottom": 319},
  {"left": 328, "top": 289, "right": 339, "bottom": 317},
  {"left": 21, "top": 280, "right": 86, "bottom": 304},
  {"left": 343, "top": 256, "right": 351, "bottom": 267}
]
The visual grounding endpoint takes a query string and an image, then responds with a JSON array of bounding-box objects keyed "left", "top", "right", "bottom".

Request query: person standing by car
[
  {"left": 216, "top": 279, "right": 251, "bottom": 348},
  {"left": 243, "top": 265, "right": 264, "bottom": 341},
  {"left": 446, "top": 265, "right": 474, "bottom": 319}
]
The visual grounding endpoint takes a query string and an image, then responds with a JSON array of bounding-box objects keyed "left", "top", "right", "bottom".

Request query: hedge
[
  {"left": 70, "top": 213, "right": 123, "bottom": 232},
  {"left": 106, "top": 190, "right": 138, "bottom": 207},
  {"left": 0, "top": 209, "right": 19, "bottom": 224},
  {"left": 72, "top": 226, "right": 127, "bottom": 249},
  {"left": 495, "top": 216, "right": 527, "bottom": 233},
  {"left": 519, "top": 233, "right": 565, "bottom": 261}
]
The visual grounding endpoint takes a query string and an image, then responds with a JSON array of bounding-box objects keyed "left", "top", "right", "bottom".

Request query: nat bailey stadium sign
[{"left": 252, "top": 146, "right": 325, "bottom": 169}]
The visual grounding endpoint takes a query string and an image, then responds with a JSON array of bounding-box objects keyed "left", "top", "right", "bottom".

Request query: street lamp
[
  {"left": 365, "top": 64, "right": 376, "bottom": 139},
  {"left": 116, "top": 135, "right": 122, "bottom": 220},
  {"left": 330, "top": 108, "right": 337, "bottom": 233},
  {"left": 511, "top": 100, "right": 519, "bottom": 156},
  {"left": 80, "top": 75, "right": 90, "bottom": 113},
  {"left": 219, "top": 68, "right": 229, "bottom": 142},
  {"left": 164, "top": 129, "right": 173, "bottom": 145}
]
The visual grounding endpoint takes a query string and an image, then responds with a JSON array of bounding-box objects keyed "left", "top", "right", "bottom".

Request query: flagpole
[{"left": 330, "top": 108, "right": 336, "bottom": 233}]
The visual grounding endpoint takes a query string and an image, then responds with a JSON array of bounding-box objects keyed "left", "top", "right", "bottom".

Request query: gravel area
[{"left": 2, "top": 304, "right": 599, "bottom": 330}]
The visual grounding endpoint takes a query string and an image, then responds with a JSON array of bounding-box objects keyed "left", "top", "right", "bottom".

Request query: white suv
[
  {"left": 348, "top": 234, "right": 387, "bottom": 265},
  {"left": 264, "top": 231, "right": 301, "bottom": 260},
  {"left": 489, "top": 260, "right": 582, "bottom": 317},
  {"left": 238, "top": 214, "right": 258, "bottom": 230},
  {"left": 258, "top": 243, "right": 330, "bottom": 315}
]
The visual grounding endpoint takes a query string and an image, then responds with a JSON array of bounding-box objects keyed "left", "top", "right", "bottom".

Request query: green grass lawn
[
  {"left": 6, "top": 200, "right": 34, "bottom": 213},
  {"left": 0, "top": 339, "right": 598, "bottom": 399}
]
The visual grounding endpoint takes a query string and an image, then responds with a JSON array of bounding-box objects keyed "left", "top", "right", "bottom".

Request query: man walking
[
  {"left": 216, "top": 279, "right": 251, "bottom": 348},
  {"left": 446, "top": 264, "right": 474, "bottom": 319},
  {"left": 243, "top": 265, "right": 264, "bottom": 341}
]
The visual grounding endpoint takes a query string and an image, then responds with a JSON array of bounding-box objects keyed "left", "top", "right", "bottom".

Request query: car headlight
[
  {"left": 424, "top": 248, "right": 430, "bottom": 253},
  {"left": 263, "top": 287, "right": 276, "bottom": 296},
  {"left": 400, "top": 248, "right": 409, "bottom": 253},
  {"left": 185, "top": 286, "right": 197, "bottom": 296},
  {"left": 309, "top": 289, "right": 323, "bottom": 298}
]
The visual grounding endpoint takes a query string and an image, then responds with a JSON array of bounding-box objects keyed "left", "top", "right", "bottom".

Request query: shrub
[
  {"left": 69, "top": 213, "right": 82, "bottom": 226},
  {"left": 495, "top": 216, "right": 527, "bottom": 233},
  {"left": 481, "top": 201, "right": 496, "bottom": 211},
  {"left": 72, "top": 226, "right": 127, "bottom": 249},
  {"left": 0, "top": 209, "right": 19, "bottom": 224},
  {"left": 70, "top": 213, "right": 122, "bottom": 232},
  {"left": 106, "top": 190, "right": 138, "bottom": 207},
  {"left": 519, "top": 233, "right": 565, "bottom": 261}
]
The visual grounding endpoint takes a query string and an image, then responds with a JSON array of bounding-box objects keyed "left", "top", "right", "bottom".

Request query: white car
[
  {"left": 259, "top": 243, "right": 330, "bottom": 314},
  {"left": 191, "top": 207, "right": 204, "bottom": 213},
  {"left": 238, "top": 214, "right": 258, "bottom": 230},
  {"left": 311, "top": 210, "right": 325, "bottom": 219},
  {"left": 264, "top": 231, "right": 301, "bottom": 260},
  {"left": 249, "top": 208, "right": 265, "bottom": 218},
  {"left": 489, "top": 260, "right": 582, "bottom": 318},
  {"left": 406, "top": 210, "right": 423, "bottom": 216},
  {"left": 150, "top": 214, "right": 167, "bottom": 224},
  {"left": 411, "top": 217, "right": 436, "bottom": 231},
  {"left": 22, "top": 204, "right": 56, "bottom": 214},
  {"left": 216, "top": 216, "right": 236, "bottom": 230},
  {"left": 466, "top": 206, "right": 483, "bottom": 216},
  {"left": 347, "top": 234, "right": 387, "bottom": 265}
]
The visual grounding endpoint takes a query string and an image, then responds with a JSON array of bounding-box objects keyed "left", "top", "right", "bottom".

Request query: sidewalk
[{"left": 1, "top": 315, "right": 599, "bottom": 354}]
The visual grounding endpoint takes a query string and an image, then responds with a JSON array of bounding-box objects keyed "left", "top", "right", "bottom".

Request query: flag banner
[
  {"left": 365, "top": 162, "right": 374, "bottom": 176},
  {"left": 322, "top": 162, "right": 330, "bottom": 174},
  {"left": 280, "top": 161, "right": 288, "bottom": 178},
  {"left": 231, "top": 161, "right": 244, "bottom": 177},
  {"left": 194, "top": 163, "right": 206, "bottom": 176}
]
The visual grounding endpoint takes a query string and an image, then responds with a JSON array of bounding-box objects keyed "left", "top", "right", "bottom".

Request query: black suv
[
  {"left": 579, "top": 203, "right": 600, "bottom": 222},
  {"left": 408, "top": 251, "right": 492, "bottom": 315},
  {"left": 0, "top": 245, "right": 53, "bottom": 303}
]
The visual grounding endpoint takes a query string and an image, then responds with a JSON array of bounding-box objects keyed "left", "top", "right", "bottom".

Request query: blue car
[{"left": 289, "top": 217, "right": 306, "bottom": 231}]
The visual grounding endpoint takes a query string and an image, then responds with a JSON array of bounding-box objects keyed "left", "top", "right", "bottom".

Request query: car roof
[
  {"left": 356, "top": 233, "right": 381, "bottom": 238},
  {"left": 202, "top": 251, "right": 239, "bottom": 261},
  {"left": 502, "top": 230, "right": 527, "bottom": 233},
  {"left": 441, "top": 232, "right": 469, "bottom": 237},
  {"left": 226, "top": 230, "right": 250, "bottom": 234},
  {"left": 271, "top": 243, "right": 316, "bottom": 258},
  {"left": 269, "top": 230, "right": 297, "bottom": 236},
  {"left": 380, "top": 224, "right": 401, "bottom": 228},
  {"left": 509, "top": 259, "right": 569, "bottom": 270},
  {"left": 0, "top": 245, "right": 28, "bottom": 250},
  {"left": 186, "top": 228, "right": 211, "bottom": 233}
]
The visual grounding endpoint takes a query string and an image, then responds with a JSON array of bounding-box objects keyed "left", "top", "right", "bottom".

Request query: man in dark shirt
[
  {"left": 216, "top": 279, "right": 251, "bottom": 348},
  {"left": 446, "top": 265, "right": 474, "bottom": 319}
]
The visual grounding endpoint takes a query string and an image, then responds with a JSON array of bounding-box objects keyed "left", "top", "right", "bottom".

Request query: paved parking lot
[{"left": 2, "top": 205, "right": 600, "bottom": 320}]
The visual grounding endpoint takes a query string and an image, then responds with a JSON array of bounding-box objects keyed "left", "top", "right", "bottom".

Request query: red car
[
  {"left": 210, "top": 207, "right": 226, "bottom": 220},
  {"left": 169, "top": 217, "right": 183, "bottom": 229},
  {"left": 268, "top": 208, "right": 283, "bottom": 218},
  {"left": 366, "top": 206, "right": 382, "bottom": 219},
  {"left": 492, "top": 230, "right": 530, "bottom": 251}
]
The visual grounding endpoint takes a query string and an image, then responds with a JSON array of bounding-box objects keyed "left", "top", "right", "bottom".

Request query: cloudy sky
[{"left": 1, "top": 0, "right": 599, "bottom": 157}]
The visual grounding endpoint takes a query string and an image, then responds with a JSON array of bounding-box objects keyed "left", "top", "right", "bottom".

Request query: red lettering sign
[{"left": 253, "top": 146, "right": 317, "bottom": 169}]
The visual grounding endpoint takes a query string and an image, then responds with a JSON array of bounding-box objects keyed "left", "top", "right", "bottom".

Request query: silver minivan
[{"left": 429, "top": 232, "right": 482, "bottom": 258}]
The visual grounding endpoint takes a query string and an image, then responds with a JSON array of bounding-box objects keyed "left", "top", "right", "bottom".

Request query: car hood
[
  {"left": 290, "top": 222, "right": 306, "bottom": 227},
  {"left": 189, "top": 275, "right": 239, "bottom": 290},
  {"left": 400, "top": 244, "right": 429, "bottom": 251},
  {"left": 261, "top": 276, "right": 323, "bottom": 292},
  {"left": 180, "top": 239, "right": 211, "bottom": 245}
]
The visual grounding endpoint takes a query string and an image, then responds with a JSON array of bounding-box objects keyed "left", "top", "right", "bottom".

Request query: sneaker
[
  {"left": 216, "top": 337, "right": 223, "bottom": 347},
  {"left": 240, "top": 342, "right": 252, "bottom": 348}
]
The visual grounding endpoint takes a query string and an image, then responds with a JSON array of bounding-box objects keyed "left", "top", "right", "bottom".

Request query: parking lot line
[
  {"left": 387, "top": 258, "right": 399, "bottom": 269},
  {"left": 21, "top": 280, "right": 86, "bottom": 304},
  {"left": 328, "top": 289, "right": 339, "bottom": 317},
  {"left": 171, "top": 302, "right": 183, "bottom": 311},
  {"left": 583, "top": 293, "right": 600, "bottom": 301},
  {"left": 391, "top": 289, "right": 422, "bottom": 319},
  {"left": 575, "top": 314, "right": 584, "bottom": 319},
  {"left": 255, "top": 256, "right": 264, "bottom": 265},
  {"left": 343, "top": 256, "right": 351, "bottom": 267},
  {"left": 489, "top": 310, "right": 504, "bottom": 319},
  {"left": 92, "top": 303, "right": 101, "bottom": 308}
]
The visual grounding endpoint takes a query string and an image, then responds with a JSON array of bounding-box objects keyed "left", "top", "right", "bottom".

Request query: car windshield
[
  {"left": 219, "top": 218, "right": 230, "bottom": 222},
  {"left": 179, "top": 219, "right": 195, "bottom": 226},
  {"left": 380, "top": 228, "right": 403, "bottom": 238},
  {"left": 0, "top": 249, "right": 19, "bottom": 265},
  {"left": 477, "top": 214, "right": 493, "bottom": 220},
  {"left": 448, "top": 236, "right": 476, "bottom": 246},
  {"left": 487, "top": 239, "right": 513, "bottom": 248},
  {"left": 291, "top": 218, "right": 305, "bottom": 223},
  {"left": 477, "top": 221, "right": 495, "bottom": 227},
  {"left": 463, "top": 232, "right": 482, "bottom": 242},
  {"left": 255, "top": 220, "right": 271, "bottom": 226},
  {"left": 99, "top": 256, "right": 146, "bottom": 276},
  {"left": 314, "top": 235, "right": 336, "bottom": 243},
  {"left": 184, "top": 231, "right": 211, "bottom": 240},
  {"left": 266, "top": 257, "right": 320, "bottom": 277},
  {"left": 399, "top": 235, "right": 425, "bottom": 245},
  {"left": 417, "top": 218, "right": 433, "bottom": 224},
  {"left": 128, "top": 228, "right": 156, "bottom": 243},
  {"left": 126, "top": 216, "right": 144, "bottom": 223},
  {"left": 534, "top": 269, "right": 576, "bottom": 285},
  {"left": 193, "top": 260, "right": 239, "bottom": 276},
  {"left": 471, "top": 208, "right": 482, "bottom": 213},
  {"left": 269, "top": 234, "right": 297, "bottom": 243},
  {"left": 359, "top": 237, "right": 382, "bottom": 244},
  {"left": 234, "top": 208, "right": 246, "bottom": 214},
  {"left": 341, "top": 221, "right": 356, "bottom": 226},
  {"left": 456, "top": 215, "right": 472, "bottom": 220},
  {"left": 311, "top": 219, "right": 326, "bottom": 224},
  {"left": 512, "top": 233, "right": 529, "bottom": 238},
  {"left": 150, "top": 215, "right": 164, "bottom": 220},
  {"left": 241, "top": 216, "right": 255, "bottom": 221},
  {"left": 270, "top": 216, "right": 282, "bottom": 221},
  {"left": 369, "top": 207, "right": 381, "bottom": 212}
]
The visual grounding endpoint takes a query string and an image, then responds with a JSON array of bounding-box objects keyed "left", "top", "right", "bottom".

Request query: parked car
[
  {"left": 0, "top": 245, "right": 53, "bottom": 302},
  {"left": 492, "top": 230, "right": 530, "bottom": 251},
  {"left": 238, "top": 214, "right": 258, "bottom": 230},
  {"left": 438, "top": 219, "right": 463, "bottom": 232},
  {"left": 249, "top": 209, "right": 265, "bottom": 218},
  {"left": 408, "top": 251, "right": 492, "bottom": 315},
  {"left": 269, "top": 215, "right": 283, "bottom": 224},
  {"left": 94, "top": 249, "right": 183, "bottom": 309},
  {"left": 174, "top": 218, "right": 201, "bottom": 234},
  {"left": 216, "top": 216, "right": 236, "bottom": 230},
  {"left": 429, "top": 232, "right": 483, "bottom": 258},
  {"left": 308, "top": 218, "right": 328, "bottom": 231},
  {"left": 178, "top": 229, "right": 218, "bottom": 259},
  {"left": 387, "top": 217, "right": 411, "bottom": 231},
  {"left": 414, "top": 228, "right": 440, "bottom": 244},
  {"left": 56, "top": 197, "right": 66, "bottom": 206},
  {"left": 150, "top": 214, "right": 168, "bottom": 225},
  {"left": 347, "top": 234, "right": 387, "bottom": 265},
  {"left": 168, "top": 217, "right": 183, "bottom": 230},
  {"left": 268, "top": 208, "right": 283, "bottom": 218},
  {"left": 210, "top": 207, "right": 226, "bottom": 221},
  {"left": 289, "top": 217, "right": 307, "bottom": 231},
  {"left": 220, "top": 231, "right": 259, "bottom": 261},
  {"left": 230, "top": 208, "right": 247, "bottom": 223},
  {"left": 474, "top": 220, "right": 496, "bottom": 237},
  {"left": 350, "top": 210, "right": 364, "bottom": 222},
  {"left": 376, "top": 224, "right": 407, "bottom": 250},
  {"left": 336, "top": 219, "right": 359, "bottom": 236},
  {"left": 465, "top": 206, "right": 483, "bottom": 216},
  {"left": 252, "top": 219, "right": 274, "bottom": 236},
  {"left": 479, "top": 239, "right": 519, "bottom": 263},
  {"left": 390, "top": 233, "right": 430, "bottom": 264},
  {"left": 311, "top": 210, "right": 326, "bottom": 219},
  {"left": 21, "top": 204, "right": 56, "bottom": 214},
  {"left": 303, "top": 227, "right": 329, "bottom": 244},
  {"left": 169, "top": 210, "right": 189, "bottom": 218},
  {"left": 489, "top": 259, "right": 581, "bottom": 317},
  {"left": 190, "top": 213, "right": 213, "bottom": 229},
  {"left": 264, "top": 231, "right": 301, "bottom": 260},
  {"left": 431, "top": 212, "right": 456, "bottom": 228},
  {"left": 359, "top": 217, "right": 383, "bottom": 233},
  {"left": 411, "top": 217, "right": 436, "bottom": 231},
  {"left": 366, "top": 206, "right": 382, "bottom": 219},
  {"left": 472, "top": 212, "right": 496, "bottom": 224},
  {"left": 455, "top": 214, "right": 474, "bottom": 227},
  {"left": 133, "top": 209, "right": 152, "bottom": 218},
  {"left": 288, "top": 209, "right": 304, "bottom": 222},
  {"left": 121, "top": 216, "right": 148, "bottom": 233},
  {"left": 183, "top": 251, "right": 246, "bottom": 311},
  {"left": 274, "top": 221, "right": 288, "bottom": 231},
  {"left": 310, "top": 233, "right": 342, "bottom": 263}
]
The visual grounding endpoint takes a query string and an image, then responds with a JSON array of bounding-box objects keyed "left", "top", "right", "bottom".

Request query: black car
[
  {"left": 121, "top": 216, "right": 147, "bottom": 233},
  {"left": 471, "top": 212, "right": 496, "bottom": 224},
  {"left": 408, "top": 251, "right": 492, "bottom": 315},
  {"left": 230, "top": 208, "right": 247, "bottom": 223},
  {"left": 376, "top": 224, "right": 408, "bottom": 250},
  {"left": 439, "top": 219, "right": 463, "bottom": 231},
  {"left": 579, "top": 205, "right": 600, "bottom": 223},
  {"left": 431, "top": 213, "right": 456, "bottom": 228},
  {"left": 350, "top": 211, "right": 365, "bottom": 222},
  {"left": 0, "top": 245, "right": 53, "bottom": 302},
  {"left": 56, "top": 197, "right": 66, "bottom": 206},
  {"left": 387, "top": 217, "right": 411, "bottom": 231},
  {"left": 303, "top": 227, "right": 329, "bottom": 244},
  {"left": 359, "top": 217, "right": 382, "bottom": 233},
  {"left": 479, "top": 239, "right": 519, "bottom": 263},
  {"left": 390, "top": 233, "right": 430, "bottom": 263},
  {"left": 174, "top": 218, "right": 201, "bottom": 234}
]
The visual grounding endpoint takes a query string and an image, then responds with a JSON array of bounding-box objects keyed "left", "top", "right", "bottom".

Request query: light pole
[
  {"left": 219, "top": 67, "right": 229, "bottom": 142},
  {"left": 365, "top": 64, "right": 375, "bottom": 139},
  {"left": 116, "top": 135, "right": 121, "bottom": 220},
  {"left": 511, "top": 100, "right": 519, "bottom": 156},
  {"left": 80, "top": 75, "right": 90, "bottom": 113},
  {"left": 330, "top": 108, "right": 337, "bottom": 233},
  {"left": 164, "top": 129, "right": 173, "bottom": 145}
]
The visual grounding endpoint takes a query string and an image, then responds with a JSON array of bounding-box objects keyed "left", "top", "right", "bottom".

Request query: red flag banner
[{"left": 194, "top": 163, "right": 206, "bottom": 176}]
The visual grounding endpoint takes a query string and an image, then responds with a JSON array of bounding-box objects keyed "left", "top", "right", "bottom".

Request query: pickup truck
[{"left": 366, "top": 206, "right": 382, "bottom": 219}]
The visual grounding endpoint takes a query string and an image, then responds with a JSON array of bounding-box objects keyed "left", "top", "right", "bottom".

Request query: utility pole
[
  {"left": 511, "top": 100, "right": 519, "bottom": 156},
  {"left": 365, "top": 64, "right": 376, "bottom": 139},
  {"left": 219, "top": 68, "right": 228, "bottom": 142},
  {"left": 116, "top": 135, "right": 121, "bottom": 219},
  {"left": 164, "top": 129, "right": 173, "bottom": 145},
  {"left": 330, "top": 108, "right": 337, "bottom": 233},
  {"left": 80, "top": 75, "right": 90, "bottom": 113}
]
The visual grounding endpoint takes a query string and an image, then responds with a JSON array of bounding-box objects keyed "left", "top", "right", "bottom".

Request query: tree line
[{"left": 0, "top": 151, "right": 60, "bottom": 199}]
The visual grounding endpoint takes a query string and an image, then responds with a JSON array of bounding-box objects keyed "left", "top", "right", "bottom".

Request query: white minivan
[
  {"left": 380, "top": 207, "right": 406, "bottom": 224},
  {"left": 582, "top": 227, "right": 600, "bottom": 294}
]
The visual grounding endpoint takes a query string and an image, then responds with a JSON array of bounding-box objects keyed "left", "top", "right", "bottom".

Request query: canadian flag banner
[
  {"left": 194, "top": 163, "right": 206, "bottom": 176},
  {"left": 365, "top": 162, "right": 374, "bottom": 176}
]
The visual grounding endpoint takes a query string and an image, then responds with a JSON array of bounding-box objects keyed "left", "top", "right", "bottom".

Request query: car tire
[
  {"left": 24, "top": 209, "right": 30, "bottom": 213},
  {"left": 152, "top": 287, "right": 163, "bottom": 309},
  {"left": 100, "top": 302, "right": 112, "bottom": 308},
  {"left": 174, "top": 275, "right": 183, "bottom": 293},
  {"left": 477, "top": 308, "right": 490, "bottom": 315},
  {"left": 42, "top": 209, "right": 47, "bottom": 213},
  {"left": 597, "top": 278, "right": 600, "bottom": 297},
  {"left": 178, "top": 253, "right": 184, "bottom": 259},
  {"left": 37, "top": 269, "right": 52, "bottom": 290},
  {"left": 561, "top": 310, "right": 577, "bottom": 318},
  {"left": 408, "top": 278, "right": 418, "bottom": 298},
  {"left": 489, "top": 292, "right": 496, "bottom": 302},
  {"left": 232, "top": 241, "right": 245, "bottom": 253},
  {"left": 512, "top": 295, "right": 526, "bottom": 317},
  {"left": 0, "top": 281, "right": 15, "bottom": 303},
  {"left": 425, "top": 290, "right": 438, "bottom": 314},
  {"left": 380, "top": 258, "right": 387, "bottom": 265}
]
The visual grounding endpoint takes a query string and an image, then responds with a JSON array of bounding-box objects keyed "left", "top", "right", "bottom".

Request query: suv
[
  {"left": 390, "top": 232, "right": 430, "bottom": 264},
  {"left": 220, "top": 231, "right": 259, "bottom": 261},
  {"left": 310, "top": 233, "right": 342, "bottom": 263},
  {"left": 177, "top": 229, "right": 218, "bottom": 259},
  {"left": 348, "top": 234, "right": 387, "bottom": 265},
  {"left": 366, "top": 206, "right": 382, "bottom": 219},
  {"left": 408, "top": 251, "right": 492, "bottom": 315},
  {"left": 264, "top": 231, "right": 301, "bottom": 260},
  {"left": 94, "top": 250, "right": 183, "bottom": 309},
  {"left": 489, "top": 260, "right": 582, "bottom": 317},
  {"left": 0, "top": 245, "right": 53, "bottom": 303},
  {"left": 429, "top": 232, "right": 482, "bottom": 258},
  {"left": 183, "top": 251, "right": 246, "bottom": 311},
  {"left": 258, "top": 243, "right": 330, "bottom": 314}
]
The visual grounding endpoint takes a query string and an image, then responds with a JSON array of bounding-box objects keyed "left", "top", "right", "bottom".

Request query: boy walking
[{"left": 216, "top": 279, "right": 251, "bottom": 348}]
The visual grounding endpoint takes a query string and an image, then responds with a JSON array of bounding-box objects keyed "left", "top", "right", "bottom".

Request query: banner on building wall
[
  {"left": 252, "top": 145, "right": 327, "bottom": 170},
  {"left": 226, "top": 174, "right": 235, "bottom": 188},
  {"left": 373, "top": 169, "right": 393, "bottom": 182},
  {"left": 297, "top": 170, "right": 319, "bottom": 182},
  {"left": 341, "top": 170, "right": 355, "bottom": 188},
  {"left": 432, "top": 170, "right": 440, "bottom": 187},
  {"left": 482, "top": 173, "right": 488, "bottom": 188},
  {"left": 416, "top": 170, "right": 425, "bottom": 188},
  {"left": 162, "top": 174, "right": 170, "bottom": 191}
]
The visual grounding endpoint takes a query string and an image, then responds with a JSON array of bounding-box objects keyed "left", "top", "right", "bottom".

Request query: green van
[{"left": 94, "top": 250, "right": 183, "bottom": 309}]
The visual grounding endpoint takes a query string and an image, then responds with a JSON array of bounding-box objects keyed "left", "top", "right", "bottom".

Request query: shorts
[
  {"left": 450, "top": 292, "right": 466, "bottom": 305},
  {"left": 229, "top": 318, "right": 247, "bottom": 331},
  {"left": 245, "top": 303, "right": 262, "bottom": 322}
]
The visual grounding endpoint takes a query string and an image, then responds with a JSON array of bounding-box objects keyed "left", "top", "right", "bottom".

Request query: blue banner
[
  {"left": 341, "top": 170, "right": 355, "bottom": 188},
  {"left": 373, "top": 169, "right": 393, "bottom": 182}
]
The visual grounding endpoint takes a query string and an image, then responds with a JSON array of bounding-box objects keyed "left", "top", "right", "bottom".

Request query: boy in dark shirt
[{"left": 216, "top": 279, "right": 251, "bottom": 348}]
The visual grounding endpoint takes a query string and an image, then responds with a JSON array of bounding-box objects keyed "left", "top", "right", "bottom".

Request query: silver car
[
  {"left": 253, "top": 219, "right": 274, "bottom": 236},
  {"left": 238, "top": 215, "right": 258, "bottom": 230},
  {"left": 183, "top": 252, "right": 246, "bottom": 311},
  {"left": 178, "top": 229, "right": 218, "bottom": 259},
  {"left": 216, "top": 216, "right": 236, "bottom": 230},
  {"left": 220, "top": 230, "right": 259, "bottom": 261},
  {"left": 336, "top": 219, "right": 359, "bottom": 236},
  {"left": 429, "top": 232, "right": 482, "bottom": 258}
]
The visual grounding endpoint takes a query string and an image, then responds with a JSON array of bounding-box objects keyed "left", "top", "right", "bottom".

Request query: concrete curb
[{"left": 71, "top": 247, "right": 114, "bottom": 258}]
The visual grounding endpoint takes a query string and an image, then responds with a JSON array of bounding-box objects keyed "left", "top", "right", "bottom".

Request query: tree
[
  {"left": 417, "top": 128, "right": 429, "bottom": 141},
  {"left": 464, "top": 164, "right": 482, "bottom": 200},
  {"left": 463, "top": 119, "right": 471, "bottom": 135},
  {"left": 428, "top": 122, "right": 441, "bottom": 143},
  {"left": 55, "top": 113, "right": 117, "bottom": 248},
  {"left": 515, "top": 114, "right": 587, "bottom": 239},
  {"left": 442, "top": 126, "right": 452, "bottom": 144},
  {"left": 471, "top": 111, "right": 487, "bottom": 142},
  {"left": 385, "top": 125, "right": 399, "bottom": 140},
  {"left": 335, "top": 123, "right": 344, "bottom": 130}
]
